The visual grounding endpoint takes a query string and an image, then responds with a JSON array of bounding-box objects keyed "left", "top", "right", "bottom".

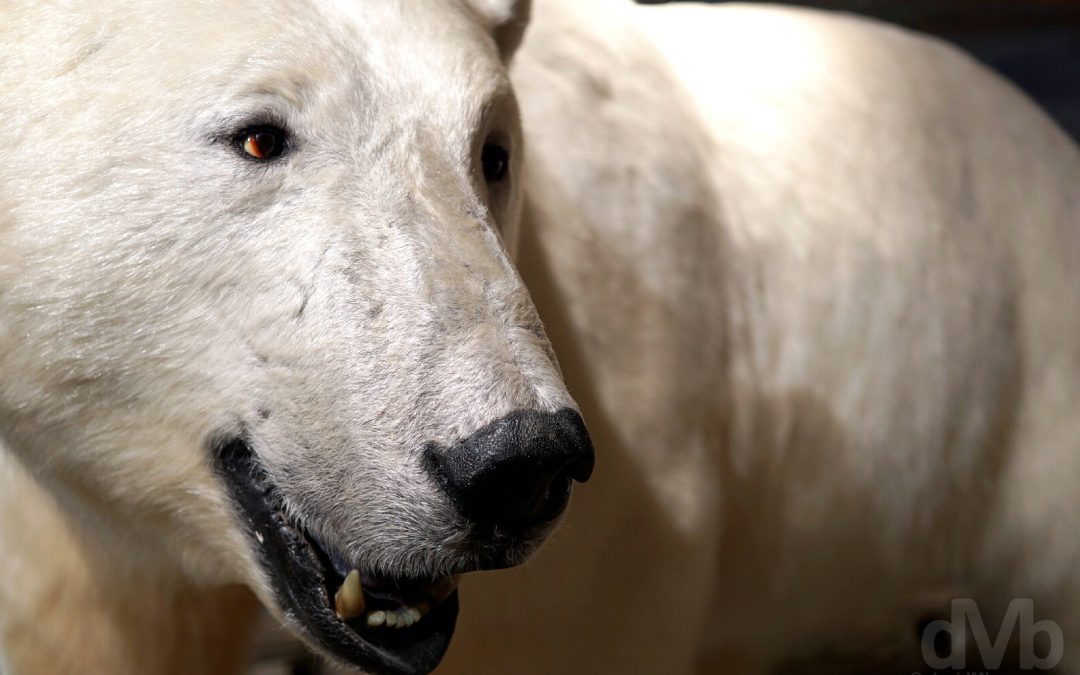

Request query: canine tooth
[
  {"left": 407, "top": 607, "right": 422, "bottom": 624},
  {"left": 366, "top": 611, "right": 386, "bottom": 627},
  {"left": 334, "top": 569, "right": 365, "bottom": 620}
]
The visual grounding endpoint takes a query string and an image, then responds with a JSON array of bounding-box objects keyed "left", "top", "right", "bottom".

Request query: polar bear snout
[{"left": 423, "top": 408, "right": 594, "bottom": 539}]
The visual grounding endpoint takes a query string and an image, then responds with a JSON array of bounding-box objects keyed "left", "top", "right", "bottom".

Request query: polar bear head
[{"left": 0, "top": 0, "right": 592, "bottom": 672}]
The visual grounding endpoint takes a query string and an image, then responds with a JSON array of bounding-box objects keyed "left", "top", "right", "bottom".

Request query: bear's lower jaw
[{"left": 212, "top": 437, "right": 460, "bottom": 675}]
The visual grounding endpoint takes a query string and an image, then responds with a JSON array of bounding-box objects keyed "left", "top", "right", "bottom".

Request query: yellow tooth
[
  {"left": 430, "top": 575, "right": 459, "bottom": 603},
  {"left": 334, "top": 569, "right": 365, "bottom": 620}
]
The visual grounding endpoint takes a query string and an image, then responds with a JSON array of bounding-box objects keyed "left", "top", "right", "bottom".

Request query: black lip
[{"left": 213, "top": 438, "right": 458, "bottom": 675}]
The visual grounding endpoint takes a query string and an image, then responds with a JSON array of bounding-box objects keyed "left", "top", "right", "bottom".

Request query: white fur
[
  {"left": 1, "top": 0, "right": 568, "bottom": 670},
  {"left": 2, "top": 0, "right": 1080, "bottom": 673},
  {"left": 444, "top": 2, "right": 1080, "bottom": 673}
]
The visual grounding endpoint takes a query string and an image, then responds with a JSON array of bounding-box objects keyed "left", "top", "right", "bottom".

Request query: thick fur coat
[{"left": 2, "top": 0, "right": 1079, "bottom": 673}]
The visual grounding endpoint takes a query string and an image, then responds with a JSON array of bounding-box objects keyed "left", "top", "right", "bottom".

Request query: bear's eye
[
  {"left": 482, "top": 142, "right": 510, "bottom": 184},
  {"left": 235, "top": 126, "right": 287, "bottom": 161}
]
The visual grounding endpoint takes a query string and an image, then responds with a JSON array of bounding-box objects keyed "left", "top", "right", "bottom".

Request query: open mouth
[{"left": 213, "top": 438, "right": 460, "bottom": 675}]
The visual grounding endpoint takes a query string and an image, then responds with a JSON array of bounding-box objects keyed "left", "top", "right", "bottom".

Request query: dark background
[{"left": 637, "top": 0, "right": 1080, "bottom": 141}]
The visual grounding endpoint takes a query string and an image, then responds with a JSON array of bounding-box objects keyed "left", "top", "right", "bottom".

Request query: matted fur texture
[{"left": 3, "top": 0, "right": 1080, "bottom": 673}]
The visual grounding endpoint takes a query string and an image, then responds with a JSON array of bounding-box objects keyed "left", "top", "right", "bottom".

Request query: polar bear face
[{"left": 0, "top": 0, "right": 592, "bottom": 672}]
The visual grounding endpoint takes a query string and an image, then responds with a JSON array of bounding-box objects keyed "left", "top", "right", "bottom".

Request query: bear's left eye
[
  {"left": 235, "top": 126, "right": 287, "bottom": 161},
  {"left": 482, "top": 142, "right": 510, "bottom": 184}
]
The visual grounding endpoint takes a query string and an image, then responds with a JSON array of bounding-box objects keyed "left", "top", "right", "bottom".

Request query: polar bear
[
  {"left": 0, "top": 1, "right": 592, "bottom": 674},
  {"left": 2, "top": 1, "right": 1080, "bottom": 675},
  {"left": 450, "top": 3, "right": 1080, "bottom": 674}
]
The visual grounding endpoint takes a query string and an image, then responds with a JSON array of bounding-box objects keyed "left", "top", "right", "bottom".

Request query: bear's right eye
[{"left": 234, "top": 125, "right": 288, "bottom": 161}]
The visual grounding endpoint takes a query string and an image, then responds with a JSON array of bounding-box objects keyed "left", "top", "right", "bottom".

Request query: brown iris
[{"left": 238, "top": 127, "right": 286, "bottom": 160}]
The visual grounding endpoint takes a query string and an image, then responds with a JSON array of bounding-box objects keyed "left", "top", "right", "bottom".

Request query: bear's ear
[{"left": 466, "top": 0, "right": 531, "bottom": 62}]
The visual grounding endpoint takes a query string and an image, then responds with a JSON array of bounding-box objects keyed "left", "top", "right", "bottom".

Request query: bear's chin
[{"left": 212, "top": 437, "right": 460, "bottom": 675}]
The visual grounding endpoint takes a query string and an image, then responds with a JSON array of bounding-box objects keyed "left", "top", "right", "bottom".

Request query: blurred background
[{"left": 637, "top": 0, "right": 1080, "bottom": 141}]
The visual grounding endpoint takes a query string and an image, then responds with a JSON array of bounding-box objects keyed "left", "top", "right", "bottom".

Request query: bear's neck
[{"left": 0, "top": 447, "right": 260, "bottom": 675}]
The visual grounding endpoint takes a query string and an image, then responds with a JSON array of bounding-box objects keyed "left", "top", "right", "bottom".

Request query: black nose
[{"left": 423, "top": 408, "right": 594, "bottom": 530}]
